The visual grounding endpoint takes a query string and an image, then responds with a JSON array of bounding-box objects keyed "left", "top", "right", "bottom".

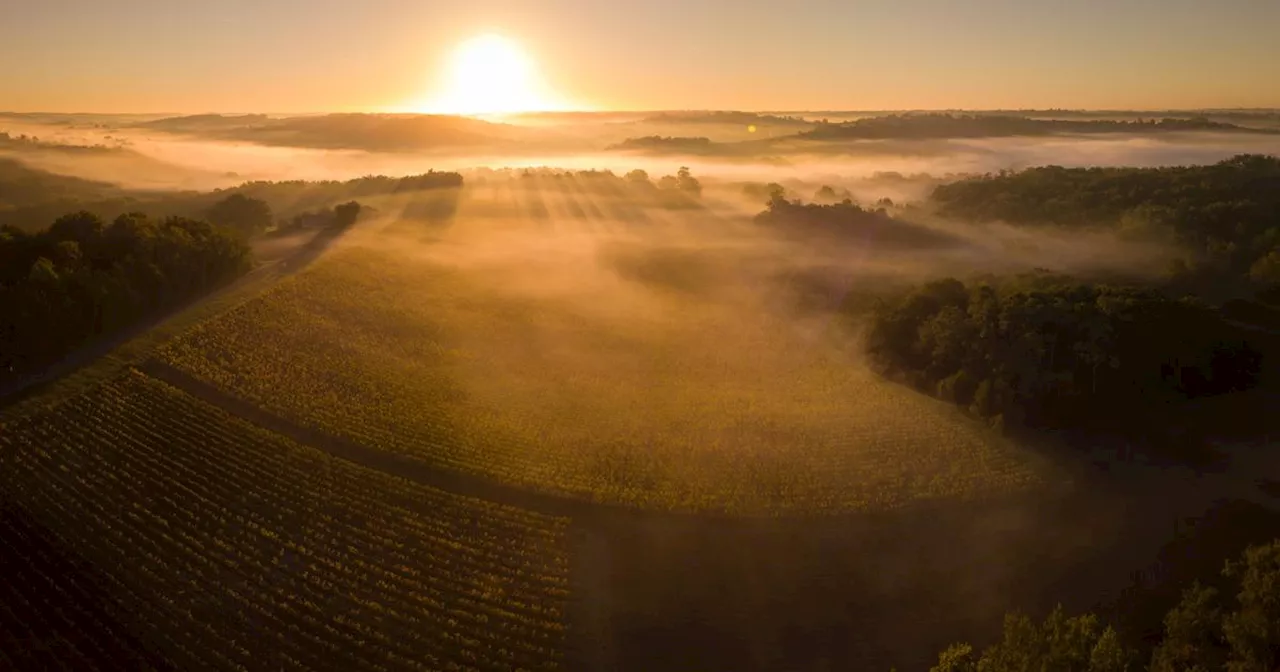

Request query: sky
[{"left": 3, "top": 0, "right": 1279, "bottom": 113}]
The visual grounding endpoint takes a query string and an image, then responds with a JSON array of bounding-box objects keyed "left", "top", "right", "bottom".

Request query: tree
[
  {"left": 676, "top": 166, "right": 702, "bottom": 196},
  {"left": 930, "top": 607, "right": 1132, "bottom": 672},
  {"left": 1149, "top": 583, "right": 1227, "bottom": 672},
  {"left": 27, "top": 257, "right": 60, "bottom": 285},
  {"left": 1248, "top": 250, "right": 1280, "bottom": 286},
  {"left": 1222, "top": 541, "right": 1280, "bottom": 672},
  {"left": 0, "top": 209, "right": 251, "bottom": 386},
  {"left": 766, "top": 183, "right": 788, "bottom": 208},
  {"left": 333, "top": 201, "right": 362, "bottom": 229},
  {"left": 625, "top": 169, "right": 651, "bottom": 185},
  {"left": 47, "top": 211, "right": 104, "bottom": 243},
  {"left": 930, "top": 643, "right": 976, "bottom": 672},
  {"left": 205, "top": 193, "right": 273, "bottom": 236}
]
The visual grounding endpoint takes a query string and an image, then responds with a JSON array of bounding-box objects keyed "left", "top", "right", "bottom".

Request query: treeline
[
  {"left": 798, "top": 114, "right": 1269, "bottom": 140},
  {"left": 608, "top": 136, "right": 716, "bottom": 152},
  {"left": 930, "top": 155, "right": 1280, "bottom": 294},
  {"left": 931, "top": 539, "right": 1280, "bottom": 672},
  {"left": 472, "top": 166, "right": 705, "bottom": 204},
  {"left": 273, "top": 201, "right": 363, "bottom": 234},
  {"left": 639, "top": 111, "right": 811, "bottom": 126},
  {"left": 0, "top": 164, "right": 461, "bottom": 233},
  {"left": 0, "top": 211, "right": 251, "bottom": 384},
  {"left": 231, "top": 171, "right": 463, "bottom": 199},
  {"left": 755, "top": 190, "right": 955, "bottom": 248},
  {"left": 865, "top": 276, "right": 1262, "bottom": 449},
  {"left": 0, "top": 131, "right": 122, "bottom": 154}
]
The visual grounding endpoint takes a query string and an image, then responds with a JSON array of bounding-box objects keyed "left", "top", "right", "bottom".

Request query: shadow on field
[
  {"left": 598, "top": 243, "right": 734, "bottom": 298},
  {"left": 568, "top": 481, "right": 1272, "bottom": 672},
  {"left": 0, "top": 500, "right": 172, "bottom": 670},
  {"left": 136, "top": 357, "right": 1280, "bottom": 672}
]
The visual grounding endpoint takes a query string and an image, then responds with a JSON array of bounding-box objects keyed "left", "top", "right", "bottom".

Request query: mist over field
[
  {"left": 4, "top": 107, "right": 1280, "bottom": 671},
  {"left": 5, "top": 0, "right": 1280, "bottom": 666},
  {"left": 6, "top": 111, "right": 1280, "bottom": 193}
]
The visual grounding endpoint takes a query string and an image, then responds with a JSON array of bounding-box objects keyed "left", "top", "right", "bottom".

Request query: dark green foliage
[
  {"left": 205, "top": 193, "right": 273, "bottom": 236},
  {"left": 755, "top": 193, "right": 958, "bottom": 248},
  {"left": 865, "top": 276, "right": 1262, "bottom": 449},
  {"left": 0, "top": 163, "right": 462, "bottom": 233},
  {"left": 1221, "top": 543, "right": 1280, "bottom": 672},
  {"left": 276, "top": 200, "right": 363, "bottom": 233},
  {"left": 930, "top": 607, "right": 1135, "bottom": 672},
  {"left": 930, "top": 155, "right": 1280, "bottom": 295},
  {"left": 0, "top": 211, "right": 251, "bottom": 384},
  {"left": 1150, "top": 584, "right": 1227, "bottom": 672},
  {"left": 934, "top": 541, "right": 1280, "bottom": 672},
  {"left": 333, "top": 201, "right": 361, "bottom": 229}
]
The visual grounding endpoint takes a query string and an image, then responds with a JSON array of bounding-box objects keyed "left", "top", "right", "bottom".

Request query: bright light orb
[{"left": 426, "top": 34, "right": 557, "bottom": 116}]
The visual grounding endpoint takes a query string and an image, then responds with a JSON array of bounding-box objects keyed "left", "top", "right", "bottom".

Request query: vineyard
[
  {"left": 160, "top": 238, "right": 1049, "bottom": 513},
  {"left": 0, "top": 370, "right": 571, "bottom": 671}
]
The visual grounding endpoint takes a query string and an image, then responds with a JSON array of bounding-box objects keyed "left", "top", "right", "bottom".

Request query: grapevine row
[{"left": 0, "top": 369, "right": 570, "bottom": 671}]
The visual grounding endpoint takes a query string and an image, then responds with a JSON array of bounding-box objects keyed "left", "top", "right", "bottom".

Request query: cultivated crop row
[
  {"left": 160, "top": 245, "right": 1047, "bottom": 514},
  {"left": 0, "top": 369, "right": 571, "bottom": 671}
]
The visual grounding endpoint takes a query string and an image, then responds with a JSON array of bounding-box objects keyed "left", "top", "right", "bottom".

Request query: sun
[{"left": 422, "top": 34, "right": 561, "bottom": 116}]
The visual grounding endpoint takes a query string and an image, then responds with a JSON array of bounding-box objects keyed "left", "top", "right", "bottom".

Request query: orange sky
[{"left": 3, "top": 0, "right": 1278, "bottom": 113}]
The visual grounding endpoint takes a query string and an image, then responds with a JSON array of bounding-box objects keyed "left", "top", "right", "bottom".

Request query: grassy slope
[{"left": 159, "top": 192, "right": 1049, "bottom": 513}]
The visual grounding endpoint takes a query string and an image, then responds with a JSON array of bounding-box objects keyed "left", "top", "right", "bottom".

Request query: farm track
[
  {"left": 134, "top": 358, "right": 1050, "bottom": 671},
  {"left": 134, "top": 358, "right": 1028, "bottom": 528},
  {"left": 137, "top": 358, "right": 594, "bottom": 522}
]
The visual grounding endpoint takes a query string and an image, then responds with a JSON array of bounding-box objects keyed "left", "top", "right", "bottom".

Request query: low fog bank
[
  {"left": 5, "top": 113, "right": 1280, "bottom": 197},
  {"left": 1, "top": 113, "right": 1186, "bottom": 287},
  {"left": 332, "top": 183, "right": 1226, "bottom": 670}
]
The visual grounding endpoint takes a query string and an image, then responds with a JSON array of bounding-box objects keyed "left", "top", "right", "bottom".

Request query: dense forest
[
  {"left": 931, "top": 538, "right": 1280, "bottom": 672},
  {"left": 930, "top": 155, "right": 1280, "bottom": 295},
  {"left": 0, "top": 162, "right": 462, "bottom": 232},
  {"left": 864, "top": 276, "right": 1263, "bottom": 454},
  {"left": 0, "top": 211, "right": 251, "bottom": 385},
  {"left": 755, "top": 189, "right": 954, "bottom": 248},
  {"left": 799, "top": 114, "right": 1273, "bottom": 141}
]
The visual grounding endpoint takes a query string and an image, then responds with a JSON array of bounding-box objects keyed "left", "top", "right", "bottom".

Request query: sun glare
[{"left": 422, "top": 34, "right": 561, "bottom": 116}]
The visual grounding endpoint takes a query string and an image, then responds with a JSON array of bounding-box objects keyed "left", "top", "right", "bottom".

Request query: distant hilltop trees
[
  {"left": 0, "top": 161, "right": 462, "bottom": 234},
  {"left": 799, "top": 113, "right": 1273, "bottom": 140},
  {"left": 0, "top": 131, "right": 121, "bottom": 154},
  {"left": 930, "top": 154, "right": 1280, "bottom": 293},
  {"left": 608, "top": 136, "right": 715, "bottom": 151},
  {"left": 639, "top": 111, "right": 811, "bottom": 126}
]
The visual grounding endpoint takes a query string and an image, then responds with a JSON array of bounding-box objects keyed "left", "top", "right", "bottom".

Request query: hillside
[
  {"left": 798, "top": 113, "right": 1278, "bottom": 140},
  {"left": 136, "top": 113, "right": 529, "bottom": 151}
]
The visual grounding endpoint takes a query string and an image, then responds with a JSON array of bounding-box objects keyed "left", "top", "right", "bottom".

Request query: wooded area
[{"left": 0, "top": 211, "right": 251, "bottom": 384}]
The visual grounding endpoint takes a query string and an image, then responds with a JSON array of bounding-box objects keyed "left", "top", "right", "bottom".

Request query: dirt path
[
  {"left": 135, "top": 355, "right": 1280, "bottom": 672},
  {"left": 0, "top": 224, "right": 348, "bottom": 410},
  {"left": 137, "top": 359, "right": 590, "bottom": 518}
]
